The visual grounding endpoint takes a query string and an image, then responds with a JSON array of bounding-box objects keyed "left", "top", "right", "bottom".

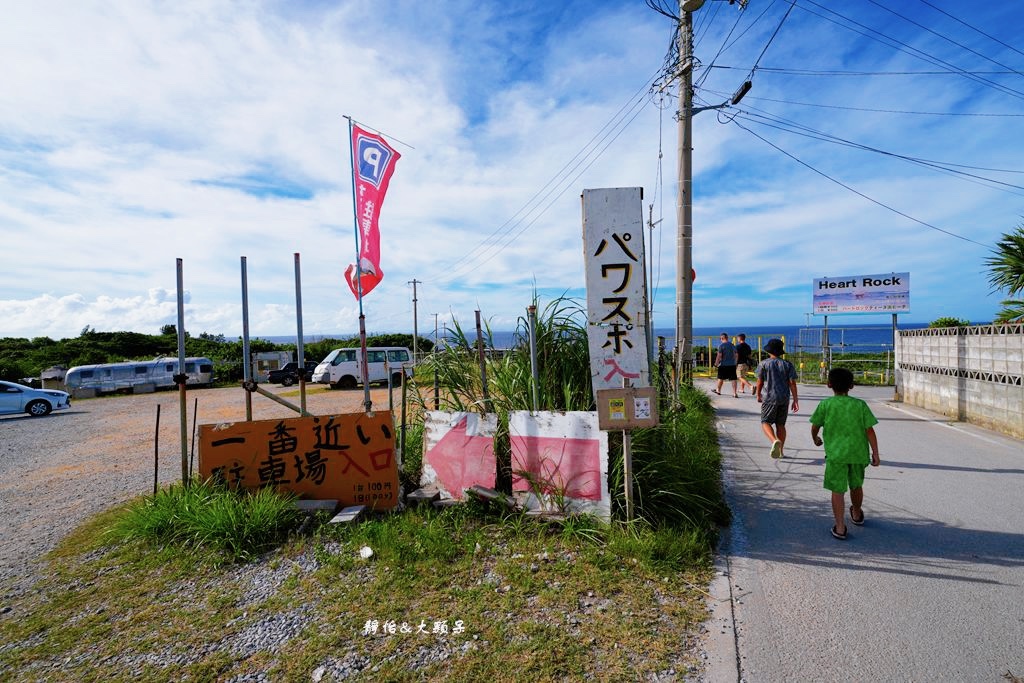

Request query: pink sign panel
[
  {"left": 509, "top": 411, "right": 609, "bottom": 520},
  {"left": 421, "top": 412, "right": 497, "bottom": 500}
]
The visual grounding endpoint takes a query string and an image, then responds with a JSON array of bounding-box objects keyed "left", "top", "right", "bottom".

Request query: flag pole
[{"left": 346, "top": 115, "right": 373, "bottom": 412}]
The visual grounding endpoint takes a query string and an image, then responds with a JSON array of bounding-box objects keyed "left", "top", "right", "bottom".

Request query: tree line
[{"left": 0, "top": 325, "right": 432, "bottom": 384}]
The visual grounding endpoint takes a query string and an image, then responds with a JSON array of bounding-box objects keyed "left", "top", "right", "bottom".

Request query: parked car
[
  {"left": 311, "top": 347, "right": 413, "bottom": 389},
  {"left": 266, "top": 361, "right": 319, "bottom": 386},
  {"left": 0, "top": 380, "right": 72, "bottom": 417}
]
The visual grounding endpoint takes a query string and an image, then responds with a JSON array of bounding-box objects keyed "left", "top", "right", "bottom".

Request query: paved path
[{"left": 697, "top": 378, "right": 1024, "bottom": 683}]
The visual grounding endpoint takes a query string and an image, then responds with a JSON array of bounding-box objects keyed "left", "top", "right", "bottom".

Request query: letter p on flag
[{"left": 346, "top": 124, "right": 401, "bottom": 299}]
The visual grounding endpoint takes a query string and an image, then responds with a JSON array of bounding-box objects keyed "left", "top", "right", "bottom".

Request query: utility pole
[
  {"left": 675, "top": 0, "right": 699, "bottom": 383},
  {"left": 408, "top": 279, "right": 420, "bottom": 360},
  {"left": 674, "top": 0, "right": 748, "bottom": 386}
]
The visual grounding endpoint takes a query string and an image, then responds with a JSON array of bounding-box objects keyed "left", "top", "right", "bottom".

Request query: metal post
[
  {"left": 294, "top": 253, "right": 307, "bottom": 415},
  {"left": 400, "top": 371, "right": 408, "bottom": 470},
  {"left": 175, "top": 259, "right": 189, "bottom": 486},
  {"left": 475, "top": 310, "right": 491, "bottom": 412},
  {"left": 409, "top": 279, "right": 420, "bottom": 361},
  {"left": 527, "top": 305, "right": 540, "bottom": 412},
  {"left": 432, "top": 313, "right": 440, "bottom": 410},
  {"left": 153, "top": 404, "right": 161, "bottom": 495},
  {"left": 622, "top": 377, "right": 634, "bottom": 522},
  {"left": 240, "top": 257, "right": 253, "bottom": 421},
  {"left": 675, "top": 6, "right": 695, "bottom": 386},
  {"left": 359, "top": 314, "right": 371, "bottom": 413},
  {"left": 892, "top": 313, "right": 900, "bottom": 400}
]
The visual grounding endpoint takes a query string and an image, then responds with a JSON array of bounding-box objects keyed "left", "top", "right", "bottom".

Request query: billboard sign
[{"left": 812, "top": 272, "right": 910, "bottom": 315}]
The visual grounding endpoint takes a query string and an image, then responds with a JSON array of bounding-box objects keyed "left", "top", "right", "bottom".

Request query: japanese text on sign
[
  {"left": 582, "top": 187, "right": 650, "bottom": 395},
  {"left": 198, "top": 412, "right": 400, "bottom": 509}
]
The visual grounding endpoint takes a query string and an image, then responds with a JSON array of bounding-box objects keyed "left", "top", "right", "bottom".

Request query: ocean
[{"left": 267, "top": 322, "right": 934, "bottom": 355}]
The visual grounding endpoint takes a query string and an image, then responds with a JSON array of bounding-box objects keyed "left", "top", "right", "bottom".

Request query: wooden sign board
[
  {"left": 595, "top": 386, "right": 659, "bottom": 430},
  {"left": 198, "top": 412, "right": 399, "bottom": 510}
]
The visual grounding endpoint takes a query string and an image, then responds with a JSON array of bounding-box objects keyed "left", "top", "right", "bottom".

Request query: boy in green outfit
[{"left": 810, "top": 368, "right": 881, "bottom": 540}]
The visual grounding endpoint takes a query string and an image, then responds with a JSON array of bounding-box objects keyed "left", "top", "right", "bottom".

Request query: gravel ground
[{"left": 0, "top": 383, "right": 377, "bottom": 594}]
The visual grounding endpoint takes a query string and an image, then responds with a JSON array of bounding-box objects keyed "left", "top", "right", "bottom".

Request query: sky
[{"left": 2, "top": 0, "right": 1022, "bottom": 343}]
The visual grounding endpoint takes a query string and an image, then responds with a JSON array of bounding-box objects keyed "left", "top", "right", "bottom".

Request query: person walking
[
  {"left": 713, "top": 332, "right": 739, "bottom": 398},
  {"left": 755, "top": 338, "right": 798, "bottom": 458},
  {"left": 810, "top": 367, "right": 881, "bottom": 540},
  {"left": 736, "top": 333, "right": 754, "bottom": 395}
]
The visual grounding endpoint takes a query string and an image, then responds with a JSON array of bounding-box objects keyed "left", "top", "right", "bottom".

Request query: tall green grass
[
  {"left": 109, "top": 479, "right": 301, "bottom": 561},
  {"left": 405, "top": 295, "right": 729, "bottom": 537}
]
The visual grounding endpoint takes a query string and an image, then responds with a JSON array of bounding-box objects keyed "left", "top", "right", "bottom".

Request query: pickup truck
[{"left": 266, "top": 361, "right": 318, "bottom": 386}]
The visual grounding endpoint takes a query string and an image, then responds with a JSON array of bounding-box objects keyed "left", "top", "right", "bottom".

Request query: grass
[
  {"left": 1, "top": 500, "right": 714, "bottom": 682},
  {"left": 1, "top": 295, "right": 729, "bottom": 681}
]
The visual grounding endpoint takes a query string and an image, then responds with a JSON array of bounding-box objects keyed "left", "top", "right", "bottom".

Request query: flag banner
[{"left": 346, "top": 124, "right": 401, "bottom": 298}]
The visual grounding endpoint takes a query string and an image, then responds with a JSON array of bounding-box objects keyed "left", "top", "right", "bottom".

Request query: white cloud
[{"left": 1, "top": 1, "right": 1021, "bottom": 343}]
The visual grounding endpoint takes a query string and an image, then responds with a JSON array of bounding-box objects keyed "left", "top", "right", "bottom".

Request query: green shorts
[{"left": 823, "top": 460, "right": 868, "bottom": 493}]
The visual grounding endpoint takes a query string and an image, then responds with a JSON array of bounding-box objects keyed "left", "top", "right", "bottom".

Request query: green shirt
[{"left": 809, "top": 394, "right": 878, "bottom": 465}]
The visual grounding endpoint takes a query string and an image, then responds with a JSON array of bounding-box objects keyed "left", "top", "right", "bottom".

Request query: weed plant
[
  {"left": 109, "top": 479, "right": 301, "bottom": 561},
  {"left": 407, "top": 295, "right": 728, "bottom": 537}
]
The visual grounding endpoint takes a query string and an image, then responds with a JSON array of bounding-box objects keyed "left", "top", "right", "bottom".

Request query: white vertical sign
[{"left": 582, "top": 187, "right": 650, "bottom": 396}]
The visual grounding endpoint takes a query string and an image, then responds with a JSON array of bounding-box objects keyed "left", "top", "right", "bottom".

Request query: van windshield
[{"left": 321, "top": 350, "right": 340, "bottom": 364}]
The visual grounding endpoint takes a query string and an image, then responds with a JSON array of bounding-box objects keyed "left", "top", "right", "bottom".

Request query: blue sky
[{"left": 2, "top": 0, "right": 1022, "bottom": 342}]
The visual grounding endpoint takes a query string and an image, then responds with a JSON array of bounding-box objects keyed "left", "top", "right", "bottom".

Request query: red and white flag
[{"left": 345, "top": 124, "right": 401, "bottom": 299}]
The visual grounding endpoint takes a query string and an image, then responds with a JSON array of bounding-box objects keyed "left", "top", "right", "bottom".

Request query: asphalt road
[{"left": 698, "top": 378, "right": 1024, "bottom": 683}]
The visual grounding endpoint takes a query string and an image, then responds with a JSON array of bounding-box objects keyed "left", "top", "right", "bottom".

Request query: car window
[
  {"left": 332, "top": 350, "right": 357, "bottom": 365},
  {"left": 387, "top": 350, "right": 409, "bottom": 362},
  {"left": 367, "top": 351, "right": 386, "bottom": 363},
  {"left": 135, "top": 366, "right": 148, "bottom": 375},
  {"left": 81, "top": 370, "right": 94, "bottom": 379},
  {"left": 200, "top": 364, "right": 213, "bottom": 373}
]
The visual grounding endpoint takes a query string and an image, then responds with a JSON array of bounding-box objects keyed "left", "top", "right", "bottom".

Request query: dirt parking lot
[{"left": 0, "top": 383, "right": 402, "bottom": 592}]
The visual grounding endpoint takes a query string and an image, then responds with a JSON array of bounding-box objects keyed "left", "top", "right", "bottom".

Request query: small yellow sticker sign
[{"left": 595, "top": 386, "right": 659, "bottom": 431}]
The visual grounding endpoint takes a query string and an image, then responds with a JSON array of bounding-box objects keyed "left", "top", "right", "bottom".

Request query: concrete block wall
[{"left": 896, "top": 324, "right": 1024, "bottom": 439}]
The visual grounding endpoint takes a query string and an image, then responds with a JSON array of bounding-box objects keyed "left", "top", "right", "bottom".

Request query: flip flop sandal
[
  {"left": 849, "top": 506, "right": 865, "bottom": 526},
  {"left": 831, "top": 525, "right": 848, "bottom": 540},
  {"left": 712, "top": 390, "right": 721, "bottom": 395}
]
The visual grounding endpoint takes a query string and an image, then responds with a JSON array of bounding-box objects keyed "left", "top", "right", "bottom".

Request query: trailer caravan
[
  {"left": 63, "top": 357, "right": 215, "bottom": 394},
  {"left": 311, "top": 347, "right": 412, "bottom": 389}
]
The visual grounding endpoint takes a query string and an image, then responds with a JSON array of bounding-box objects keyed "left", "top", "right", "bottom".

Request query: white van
[{"left": 311, "top": 346, "right": 413, "bottom": 389}]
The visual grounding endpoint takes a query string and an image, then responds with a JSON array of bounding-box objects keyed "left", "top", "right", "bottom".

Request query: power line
[
  {"left": 790, "top": 0, "right": 1024, "bottom": 102},
  {"left": 708, "top": 65, "right": 1024, "bottom": 77},
  {"left": 730, "top": 118, "right": 990, "bottom": 247},
  {"left": 914, "top": 0, "right": 1024, "bottom": 61},
  {"left": 424, "top": 70, "right": 661, "bottom": 283},
  {"left": 864, "top": 0, "right": 1024, "bottom": 79},
  {"left": 700, "top": 86, "right": 1024, "bottom": 117},
  {"left": 731, "top": 107, "right": 1024, "bottom": 196},
  {"left": 436, "top": 97, "right": 651, "bottom": 283}
]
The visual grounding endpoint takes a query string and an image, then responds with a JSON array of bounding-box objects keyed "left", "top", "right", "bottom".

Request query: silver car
[{"left": 0, "top": 380, "right": 72, "bottom": 417}]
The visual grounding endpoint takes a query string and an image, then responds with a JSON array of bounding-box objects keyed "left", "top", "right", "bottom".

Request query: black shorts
[
  {"left": 716, "top": 365, "right": 737, "bottom": 381},
  {"left": 761, "top": 401, "right": 789, "bottom": 425}
]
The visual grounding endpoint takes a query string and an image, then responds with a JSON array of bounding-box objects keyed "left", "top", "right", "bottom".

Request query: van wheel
[
  {"left": 339, "top": 376, "right": 357, "bottom": 390},
  {"left": 26, "top": 400, "right": 52, "bottom": 417},
  {"left": 391, "top": 372, "right": 404, "bottom": 387}
]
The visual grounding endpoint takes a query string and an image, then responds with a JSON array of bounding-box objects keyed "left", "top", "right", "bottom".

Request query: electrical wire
[
  {"left": 914, "top": 0, "right": 1024, "bottom": 60},
  {"left": 865, "top": 0, "right": 1024, "bottom": 79},
  {"left": 790, "top": 0, "right": 1024, "bottom": 102},
  {"left": 699, "top": 88, "right": 1024, "bottom": 118},
  {"left": 708, "top": 66, "right": 1024, "bottom": 77},
  {"left": 729, "top": 117, "right": 990, "bottom": 247},
  {"left": 426, "top": 72, "right": 660, "bottom": 286},
  {"left": 433, "top": 96, "right": 654, "bottom": 285},
  {"left": 424, "top": 69, "right": 662, "bottom": 283},
  {"left": 745, "top": 0, "right": 794, "bottom": 80}
]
